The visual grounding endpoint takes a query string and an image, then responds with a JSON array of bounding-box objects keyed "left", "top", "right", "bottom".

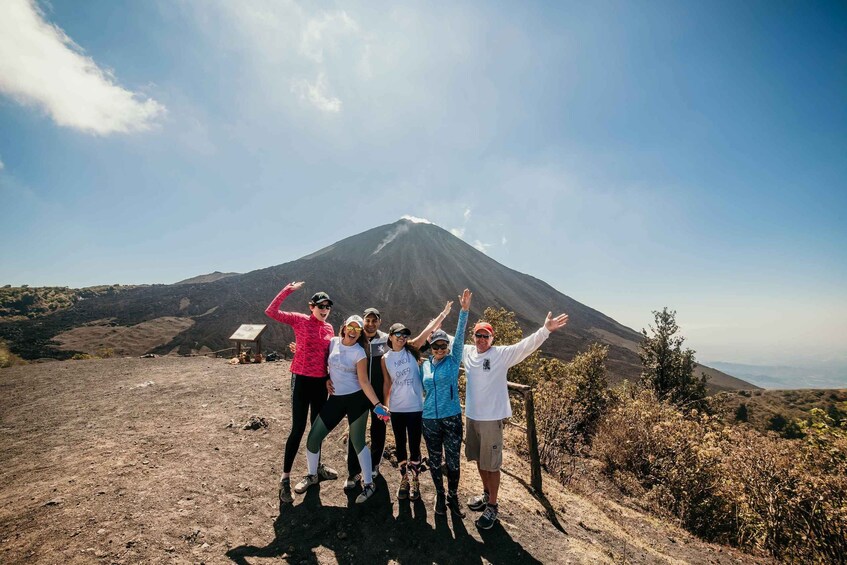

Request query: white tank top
[{"left": 384, "top": 348, "right": 423, "bottom": 412}]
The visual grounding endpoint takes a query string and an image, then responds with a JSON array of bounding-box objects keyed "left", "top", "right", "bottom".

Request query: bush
[
  {"left": 592, "top": 391, "right": 847, "bottom": 562},
  {"left": 0, "top": 341, "right": 26, "bottom": 368}
]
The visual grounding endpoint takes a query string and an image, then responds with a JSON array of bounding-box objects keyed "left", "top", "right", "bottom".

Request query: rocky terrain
[{"left": 0, "top": 356, "right": 766, "bottom": 564}]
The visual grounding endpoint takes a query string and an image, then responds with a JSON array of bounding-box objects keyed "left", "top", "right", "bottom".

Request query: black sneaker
[
  {"left": 356, "top": 482, "right": 376, "bottom": 504},
  {"left": 279, "top": 478, "right": 293, "bottom": 504},
  {"left": 434, "top": 491, "right": 447, "bottom": 515},
  {"left": 447, "top": 492, "right": 466, "bottom": 518},
  {"left": 467, "top": 491, "right": 489, "bottom": 511},
  {"left": 475, "top": 504, "right": 499, "bottom": 530}
]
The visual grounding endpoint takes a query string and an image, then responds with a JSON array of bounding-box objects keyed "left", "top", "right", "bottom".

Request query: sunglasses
[
  {"left": 474, "top": 333, "right": 492, "bottom": 339},
  {"left": 345, "top": 325, "right": 362, "bottom": 332},
  {"left": 391, "top": 333, "right": 408, "bottom": 339},
  {"left": 314, "top": 303, "right": 332, "bottom": 310},
  {"left": 431, "top": 343, "right": 449, "bottom": 351}
]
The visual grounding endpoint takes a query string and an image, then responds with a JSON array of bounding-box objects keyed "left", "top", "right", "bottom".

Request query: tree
[
  {"left": 735, "top": 403, "right": 749, "bottom": 423},
  {"left": 638, "top": 307, "right": 708, "bottom": 410}
]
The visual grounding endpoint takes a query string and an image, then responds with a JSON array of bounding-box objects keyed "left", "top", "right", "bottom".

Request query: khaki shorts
[{"left": 464, "top": 417, "right": 505, "bottom": 472}]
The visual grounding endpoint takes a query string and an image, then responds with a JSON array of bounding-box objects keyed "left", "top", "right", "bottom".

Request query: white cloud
[
  {"left": 501, "top": 235, "right": 507, "bottom": 245},
  {"left": 472, "top": 240, "right": 492, "bottom": 254},
  {"left": 0, "top": 0, "right": 165, "bottom": 135},
  {"left": 0, "top": 157, "right": 4, "bottom": 171},
  {"left": 291, "top": 72, "right": 342, "bottom": 113},
  {"left": 463, "top": 208, "right": 471, "bottom": 221},
  {"left": 450, "top": 227, "right": 465, "bottom": 238}
]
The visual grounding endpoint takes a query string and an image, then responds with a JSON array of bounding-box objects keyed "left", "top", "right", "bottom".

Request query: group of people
[{"left": 265, "top": 282, "right": 568, "bottom": 529}]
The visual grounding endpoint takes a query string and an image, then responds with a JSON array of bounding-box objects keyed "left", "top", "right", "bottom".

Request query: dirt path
[{"left": 0, "top": 357, "right": 766, "bottom": 564}]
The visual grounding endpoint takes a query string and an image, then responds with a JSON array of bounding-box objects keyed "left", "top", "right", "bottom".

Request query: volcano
[{"left": 0, "top": 218, "right": 752, "bottom": 389}]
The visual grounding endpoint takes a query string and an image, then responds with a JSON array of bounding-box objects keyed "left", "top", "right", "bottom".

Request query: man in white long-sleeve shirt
[{"left": 463, "top": 311, "right": 569, "bottom": 530}]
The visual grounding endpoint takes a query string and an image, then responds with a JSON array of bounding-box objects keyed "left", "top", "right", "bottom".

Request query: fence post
[
  {"left": 524, "top": 389, "right": 543, "bottom": 494},
  {"left": 507, "top": 382, "right": 543, "bottom": 495}
]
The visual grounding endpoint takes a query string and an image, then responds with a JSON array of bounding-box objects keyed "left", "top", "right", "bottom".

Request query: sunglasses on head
[
  {"left": 345, "top": 325, "right": 362, "bottom": 332},
  {"left": 431, "top": 343, "right": 449, "bottom": 351},
  {"left": 474, "top": 333, "right": 492, "bottom": 339},
  {"left": 314, "top": 303, "right": 332, "bottom": 310}
]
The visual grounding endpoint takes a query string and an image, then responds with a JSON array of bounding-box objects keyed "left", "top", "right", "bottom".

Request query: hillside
[
  {"left": 0, "top": 357, "right": 763, "bottom": 564},
  {"left": 0, "top": 219, "right": 753, "bottom": 390}
]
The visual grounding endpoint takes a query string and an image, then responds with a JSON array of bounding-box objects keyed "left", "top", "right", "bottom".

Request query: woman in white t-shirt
[
  {"left": 300, "top": 315, "right": 389, "bottom": 504},
  {"left": 382, "top": 322, "right": 427, "bottom": 501}
]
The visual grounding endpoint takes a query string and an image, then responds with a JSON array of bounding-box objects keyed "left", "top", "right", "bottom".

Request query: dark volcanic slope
[{"left": 0, "top": 219, "right": 751, "bottom": 388}]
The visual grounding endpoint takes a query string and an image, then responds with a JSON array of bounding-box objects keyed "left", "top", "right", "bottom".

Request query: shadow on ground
[{"left": 226, "top": 476, "right": 541, "bottom": 564}]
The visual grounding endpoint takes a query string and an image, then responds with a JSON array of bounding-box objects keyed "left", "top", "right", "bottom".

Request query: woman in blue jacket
[{"left": 421, "top": 288, "right": 471, "bottom": 517}]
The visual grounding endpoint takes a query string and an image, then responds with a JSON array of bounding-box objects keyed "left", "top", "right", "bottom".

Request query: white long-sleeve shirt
[{"left": 462, "top": 326, "right": 551, "bottom": 420}]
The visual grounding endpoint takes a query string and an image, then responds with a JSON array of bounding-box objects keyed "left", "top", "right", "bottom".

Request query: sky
[{"left": 1, "top": 0, "right": 845, "bottom": 370}]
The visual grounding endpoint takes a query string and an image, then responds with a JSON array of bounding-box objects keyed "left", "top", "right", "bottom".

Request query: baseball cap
[
  {"left": 344, "top": 315, "right": 364, "bottom": 327},
  {"left": 363, "top": 307, "right": 381, "bottom": 319},
  {"left": 428, "top": 329, "right": 450, "bottom": 344},
  {"left": 473, "top": 322, "right": 494, "bottom": 335},
  {"left": 388, "top": 323, "right": 412, "bottom": 336},
  {"left": 309, "top": 291, "right": 333, "bottom": 306}
]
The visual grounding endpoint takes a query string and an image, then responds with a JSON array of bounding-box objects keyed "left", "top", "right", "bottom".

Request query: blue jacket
[{"left": 421, "top": 309, "right": 468, "bottom": 419}]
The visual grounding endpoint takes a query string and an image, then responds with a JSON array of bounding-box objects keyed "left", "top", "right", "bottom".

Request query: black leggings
[
  {"left": 283, "top": 374, "right": 329, "bottom": 473},
  {"left": 390, "top": 411, "right": 422, "bottom": 472}
]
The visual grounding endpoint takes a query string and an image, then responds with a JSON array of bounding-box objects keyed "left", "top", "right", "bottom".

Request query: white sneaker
[
  {"left": 356, "top": 482, "right": 376, "bottom": 504},
  {"left": 317, "top": 463, "right": 338, "bottom": 481},
  {"left": 343, "top": 474, "right": 361, "bottom": 490},
  {"left": 294, "top": 474, "right": 318, "bottom": 494}
]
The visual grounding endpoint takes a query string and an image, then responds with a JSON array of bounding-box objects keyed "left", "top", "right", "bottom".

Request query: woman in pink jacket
[{"left": 265, "top": 281, "right": 338, "bottom": 503}]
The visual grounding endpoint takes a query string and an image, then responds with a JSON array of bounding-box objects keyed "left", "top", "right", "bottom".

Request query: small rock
[
  {"left": 165, "top": 546, "right": 175, "bottom": 553},
  {"left": 97, "top": 529, "right": 106, "bottom": 535},
  {"left": 337, "top": 531, "right": 347, "bottom": 540},
  {"left": 43, "top": 499, "right": 62, "bottom": 507},
  {"left": 201, "top": 543, "right": 210, "bottom": 549}
]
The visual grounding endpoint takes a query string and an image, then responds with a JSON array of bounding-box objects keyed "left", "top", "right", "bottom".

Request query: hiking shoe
[
  {"left": 467, "top": 491, "right": 489, "bottom": 511},
  {"left": 475, "top": 504, "right": 499, "bottom": 530},
  {"left": 317, "top": 463, "right": 338, "bottom": 481},
  {"left": 447, "top": 492, "right": 466, "bottom": 518},
  {"left": 434, "top": 491, "right": 447, "bottom": 515},
  {"left": 409, "top": 474, "right": 420, "bottom": 501},
  {"left": 397, "top": 475, "right": 410, "bottom": 500},
  {"left": 343, "top": 474, "right": 361, "bottom": 490},
  {"left": 279, "top": 478, "right": 293, "bottom": 504},
  {"left": 294, "top": 474, "right": 319, "bottom": 494},
  {"left": 355, "top": 482, "right": 376, "bottom": 504}
]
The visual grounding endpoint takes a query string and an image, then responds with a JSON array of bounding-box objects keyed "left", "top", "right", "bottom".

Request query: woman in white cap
[
  {"left": 382, "top": 302, "right": 454, "bottom": 502},
  {"left": 299, "top": 315, "right": 389, "bottom": 503}
]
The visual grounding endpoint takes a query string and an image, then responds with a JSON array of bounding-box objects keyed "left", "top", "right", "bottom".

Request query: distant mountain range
[
  {"left": 0, "top": 219, "right": 754, "bottom": 390},
  {"left": 706, "top": 361, "right": 847, "bottom": 389}
]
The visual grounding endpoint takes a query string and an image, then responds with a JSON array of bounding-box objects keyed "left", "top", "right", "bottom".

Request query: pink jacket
[{"left": 265, "top": 285, "right": 334, "bottom": 377}]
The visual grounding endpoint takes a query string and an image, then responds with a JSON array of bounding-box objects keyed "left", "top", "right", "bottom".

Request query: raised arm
[
  {"left": 264, "top": 281, "right": 306, "bottom": 326},
  {"left": 451, "top": 289, "right": 472, "bottom": 359},
  {"left": 500, "top": 311, "right": 569, "bottom": 368},
  {"left": 409, "top": 300, "right": 453, "bottom": 349}
]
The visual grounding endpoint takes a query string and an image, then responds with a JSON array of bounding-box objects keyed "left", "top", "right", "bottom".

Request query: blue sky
[{"left": 1, "top": 0, "right": 845, "bottom": 369}]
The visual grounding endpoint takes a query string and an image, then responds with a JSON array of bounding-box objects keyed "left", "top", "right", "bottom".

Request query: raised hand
[
  {"left": 290, "top": 281, "right": 305, "bottom": 291},
  {"left": 544, "top": 312, "right": 569, "bottom": 332},
  {"left": 459, "top": 289, "right": 472, "bottom": 311},
  {"left": 440, "top": 301, "right": 453, "bottom": 318}
]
